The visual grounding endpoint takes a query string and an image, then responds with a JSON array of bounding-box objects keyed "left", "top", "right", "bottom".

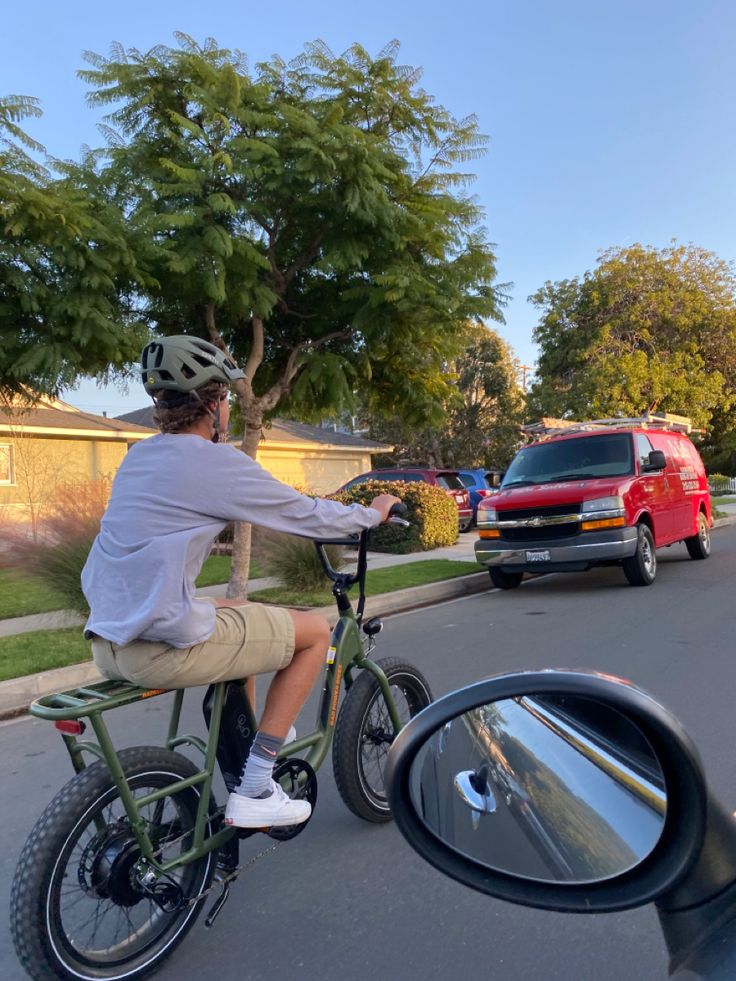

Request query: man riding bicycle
[{"left": 81, "top": 335, "right": 400, "bottom": 830}]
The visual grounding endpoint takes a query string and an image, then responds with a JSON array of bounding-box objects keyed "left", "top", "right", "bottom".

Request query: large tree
[
  {"left": 0, "top": 96, "right": 147, "bottom": 400},
  {"left": 368, "top": 322, "right": 524, "bottom": 469},
  {"left": 527, "top": 243, "right": 736, "bottom": 435},
  {"left": 79, "top": 36, "right": 504, "bottom": 593}
]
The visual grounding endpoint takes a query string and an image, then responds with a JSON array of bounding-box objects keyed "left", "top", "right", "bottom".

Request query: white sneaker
[
  {"left": 225, "top": 780, "right": 311, "bottom": 828},
  {"left": 286, "top": 725, "right": 297, "bottom": 745}
]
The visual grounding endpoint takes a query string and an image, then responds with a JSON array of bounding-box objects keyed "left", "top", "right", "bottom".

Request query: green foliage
[
  {"left": 331, "top": 479, "right": 458, "bottom": 553},
  {"left": 368, "top": 322, "right": 523, "bottom": 469},
  {"left": 527, "top": 243, "right": 736, "bottom": 437},
  {"left": 76, "top": 35, "right": 504, "bottom": 424},
  {"left": 260, "top": 531, "right": 345, "bottom": 591},
  {"left": 0, "top": 98, "right": 149, "bottom": 398}
]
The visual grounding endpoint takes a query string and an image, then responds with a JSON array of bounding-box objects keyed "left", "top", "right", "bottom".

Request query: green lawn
[
  {"left": 249, "top": 559, "right": 480, "bottom": 607},
  {"left": 0, "top": 554, "right": 264, "bottom": 620},
  {"left": 0, "top": 571, "right": 71, "bottom": 620},
  {"left": 0, "top": 627, "right": 91, "bottom": 683},
  {"left": 0, "top": 559, "right": 481, "bottom": 681},
  {"left": 195, "top": 555, "right": 264, "bottom": 587}
]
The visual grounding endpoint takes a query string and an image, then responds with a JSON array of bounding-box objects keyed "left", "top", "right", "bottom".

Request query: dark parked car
[
  {"left": 457, "top": 468, "right": 504, "bottom": 525},
  {"left": 338, "top": 468, "right": 473, "bottom": 531}
]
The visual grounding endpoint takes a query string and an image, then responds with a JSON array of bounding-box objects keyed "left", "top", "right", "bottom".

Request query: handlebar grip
[{"left": 388, "top": 502, "right": 409, "bottom": 519}]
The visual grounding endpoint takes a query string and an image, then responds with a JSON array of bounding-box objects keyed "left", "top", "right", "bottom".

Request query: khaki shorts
[{"left": 91, "top": 604, "right": 295, "bottom": 689}]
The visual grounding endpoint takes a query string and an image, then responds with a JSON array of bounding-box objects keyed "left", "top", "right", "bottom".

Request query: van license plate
[{"left": 526, "top": 550, "right": 551, "bottom": 562}]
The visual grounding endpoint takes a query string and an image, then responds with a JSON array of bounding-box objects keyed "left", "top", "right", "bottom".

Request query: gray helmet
[{"left": 141, "top": 335, "right": 245, "bottom": 395}]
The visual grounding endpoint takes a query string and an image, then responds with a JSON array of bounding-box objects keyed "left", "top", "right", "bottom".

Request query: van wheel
[
  {"left": 622, "top": 524, "right": 656, "bottom": 586},
  {"left": 489, "top": 568, "right": 524, "bottom": 590},
  {"left": 685, "top": 512, "right": 711, "bottom": 560}
]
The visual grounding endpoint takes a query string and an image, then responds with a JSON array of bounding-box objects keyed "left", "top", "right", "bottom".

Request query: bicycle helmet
[{"left": 141, "top": 335, "right": 245, "bottom": 395}]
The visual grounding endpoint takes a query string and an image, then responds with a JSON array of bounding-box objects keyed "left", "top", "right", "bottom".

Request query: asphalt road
[{"left": 3, "top": 527, "right": 736, "bottom": 981}]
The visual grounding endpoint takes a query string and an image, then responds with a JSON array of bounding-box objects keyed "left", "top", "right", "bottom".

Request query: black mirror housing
[
  {"left": 386, "top": 670, "right": 708, "bottom": 914},
  {"left": 644, "top": 450, "right": 667, "bottom": 471}
]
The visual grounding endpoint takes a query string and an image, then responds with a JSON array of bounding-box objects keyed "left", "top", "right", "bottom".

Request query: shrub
[
  {"left": 331, "top": 480, "right": 458, "bottom": 553},
  {"left": 0, "top": 479, "right": 108, "bottom": 615},
  {"left": 260, "top": 530, "right": 345, "bottom": 591},
  {"left": 708, "top": 472, "right": 735, "bottom": 493}
]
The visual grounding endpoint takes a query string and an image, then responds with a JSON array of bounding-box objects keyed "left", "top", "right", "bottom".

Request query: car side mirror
[
  {"left": 643, "top": 450, "right": 666, "bottom": 472},
  {"left": 386, "top": 670, "right": 736, "bottom": 976}
]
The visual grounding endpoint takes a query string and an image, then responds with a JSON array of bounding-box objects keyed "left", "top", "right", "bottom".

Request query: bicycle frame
[{"left": 29, "top": 528, "right": 403, "bottom": 877}]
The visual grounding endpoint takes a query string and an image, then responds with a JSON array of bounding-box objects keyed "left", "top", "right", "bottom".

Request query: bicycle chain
[
  {"left": 186, "top": 839, "right": 283, "bottom": 908},
  {"left": 130, "top": 805, "right": 285, "bottom": 909}
]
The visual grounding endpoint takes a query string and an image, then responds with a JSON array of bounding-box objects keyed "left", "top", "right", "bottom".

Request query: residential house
[
  {"left": 0, "top": 396, "right": 389, "bottom": 525},
  {"left": 116, "top": 408, "right": 389, "bottom": 494},
  {"left": 0, "top": 396, "right": 154, "bottom": 526}
]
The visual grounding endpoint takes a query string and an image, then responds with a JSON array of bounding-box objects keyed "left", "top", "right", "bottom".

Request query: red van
[{"left": 475, "top": 415, "right": 712, "bottom": 588}]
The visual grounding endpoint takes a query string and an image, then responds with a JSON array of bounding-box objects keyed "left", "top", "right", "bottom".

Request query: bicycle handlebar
[{"left": 313, "top": 502, "right": 411, "bottom": 613}]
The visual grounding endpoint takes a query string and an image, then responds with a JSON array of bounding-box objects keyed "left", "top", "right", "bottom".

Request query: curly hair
[{"left": 152, "top": 381, "right": 227, "bottom": 434}]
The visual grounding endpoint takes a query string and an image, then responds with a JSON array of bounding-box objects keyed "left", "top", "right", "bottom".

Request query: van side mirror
[{"left": 644, "top": 450, "right": 666, "bottom": 472}]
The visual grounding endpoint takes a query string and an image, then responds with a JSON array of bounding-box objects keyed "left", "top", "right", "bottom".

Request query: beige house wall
[
  {"left": 1, "top": 431, "right": 375, "bottom": 522},
  {"left": 0, "top": 434, "right": 134, "bottom": 521},
  {"left": 255, "top": 445, "right": 373, "bottom": 495}
]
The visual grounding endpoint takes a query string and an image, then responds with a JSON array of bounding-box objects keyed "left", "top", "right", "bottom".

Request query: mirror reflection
[{"left": 409, "top": 694, "right": 666, "bottom": 885}]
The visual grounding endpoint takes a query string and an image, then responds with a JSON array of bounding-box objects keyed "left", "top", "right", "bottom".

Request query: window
[
  {"left": 635, "top": 434, "right": 655, "bottom": 471},
  {"left": 436, "top": 472, "right": 464, "bottom": 490},
  {"left": 503, "top": 434, "right": 634, "bottom": 486},
  {"left": 379, "top": 472, "right": 423, "bottom": 483},
  {"left": 0, "top": 444, "right": 14, "bottom": 484}
]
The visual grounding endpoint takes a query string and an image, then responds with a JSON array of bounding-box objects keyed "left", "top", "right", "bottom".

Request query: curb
[{"left": 0, "top": 572, "right": 491, "bottom": 721}]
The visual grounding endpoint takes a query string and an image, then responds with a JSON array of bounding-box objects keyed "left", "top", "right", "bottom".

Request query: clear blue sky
[{"left": 4, "top": 0, "right": 735, "bottom": 415}]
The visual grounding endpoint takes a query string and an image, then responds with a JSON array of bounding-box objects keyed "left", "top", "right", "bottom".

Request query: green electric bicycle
[{"left": 10, "top": 510, "right": 433, "bottom": 981}]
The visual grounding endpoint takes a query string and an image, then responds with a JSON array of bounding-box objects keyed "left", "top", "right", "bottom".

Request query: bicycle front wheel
[
  {"left": 11, "top": 747, "right": 217, "bottom": 981},
  {"left": 332, "top": 657, "right": 432, "bottom": 822}
]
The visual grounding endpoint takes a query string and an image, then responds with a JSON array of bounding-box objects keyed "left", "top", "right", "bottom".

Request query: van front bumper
[{"left": 474, "top": 527, "right": 639, "bottom": 573}]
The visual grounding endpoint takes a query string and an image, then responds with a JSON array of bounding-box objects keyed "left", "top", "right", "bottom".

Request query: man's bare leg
[{"left": 258, "top": 610, "right": 330, "bottom": 739}]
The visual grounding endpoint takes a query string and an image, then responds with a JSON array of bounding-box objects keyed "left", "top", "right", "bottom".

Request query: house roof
[
  {"left": 115, "top": 408, "right": 390, "bottom": 452},
  {"left": 0, "top": 397, "right": 154, "bottom": 441}
]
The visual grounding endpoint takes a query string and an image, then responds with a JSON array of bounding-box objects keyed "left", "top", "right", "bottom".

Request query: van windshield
[{"left": 502, "top": 433, "right": 634, "bottom": 487}]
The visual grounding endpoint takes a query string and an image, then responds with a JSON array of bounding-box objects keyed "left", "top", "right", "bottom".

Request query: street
[{"left": 3, "top": 527, "right": 736, "bottom": 981}]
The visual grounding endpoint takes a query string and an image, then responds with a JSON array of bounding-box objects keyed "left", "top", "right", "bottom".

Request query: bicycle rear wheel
[
  {"left": 332, "top": 657, "right": 432, "bottom": 822},
  {"left": 11, "top": 747, "right": 217, "bottom": 981}
]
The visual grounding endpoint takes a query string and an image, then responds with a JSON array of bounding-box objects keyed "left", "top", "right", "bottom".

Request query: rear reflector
[{"left": 55, "top": 720, "right": 86, "bottom": 736}]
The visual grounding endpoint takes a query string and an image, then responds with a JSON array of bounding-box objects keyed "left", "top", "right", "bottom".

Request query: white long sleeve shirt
[{"left": 82, "top": 434, "right": 381, "bottom": 647}]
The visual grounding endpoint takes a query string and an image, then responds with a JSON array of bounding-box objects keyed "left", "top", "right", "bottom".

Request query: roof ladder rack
[{"left": 522, "top": 412, "right": 697, "bottom": 438}]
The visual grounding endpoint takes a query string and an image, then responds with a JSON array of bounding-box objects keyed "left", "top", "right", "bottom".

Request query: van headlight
[
  {"left": 583, "top": 495, "right": 624, "bottom": 515},
  {"left": 476, "top": 505, "right": 498, "bottom": 527},
  {"left": 581, "top": 495, "right": 626, "bottom": 528}
]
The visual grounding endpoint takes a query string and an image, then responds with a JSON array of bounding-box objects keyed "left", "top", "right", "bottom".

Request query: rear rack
[
  {"left": 31, "top": 679, "right": 171, "bottom": 721},
  {"left": 522, "top": 412, "right": 700, "bottom": 439}
]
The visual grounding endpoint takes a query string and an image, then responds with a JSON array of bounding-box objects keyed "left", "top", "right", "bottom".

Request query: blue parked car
[{"left": 457, "top": 468, "right": 504, "bottom": 525}]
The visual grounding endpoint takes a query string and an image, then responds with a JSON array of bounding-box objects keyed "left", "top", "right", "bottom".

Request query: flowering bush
[{"left": 331, "top": 479, "right": 458, "bottom": 553}]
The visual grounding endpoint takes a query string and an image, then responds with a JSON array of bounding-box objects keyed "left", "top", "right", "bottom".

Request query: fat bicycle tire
[
  {"left": 332, "top": 657, "right": 432, "bottom": 823},
  {"left": 10, "top": 747, "right": 218, "bottom": 981}
]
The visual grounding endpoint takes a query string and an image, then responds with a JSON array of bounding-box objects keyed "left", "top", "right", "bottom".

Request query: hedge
[{"left": 331, "top": 479, "right": 459, "bottom": 553}]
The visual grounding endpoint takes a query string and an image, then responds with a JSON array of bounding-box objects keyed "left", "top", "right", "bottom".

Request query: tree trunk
[{"left": 225, "top": 404, "right": 265, "bottom": 599}]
